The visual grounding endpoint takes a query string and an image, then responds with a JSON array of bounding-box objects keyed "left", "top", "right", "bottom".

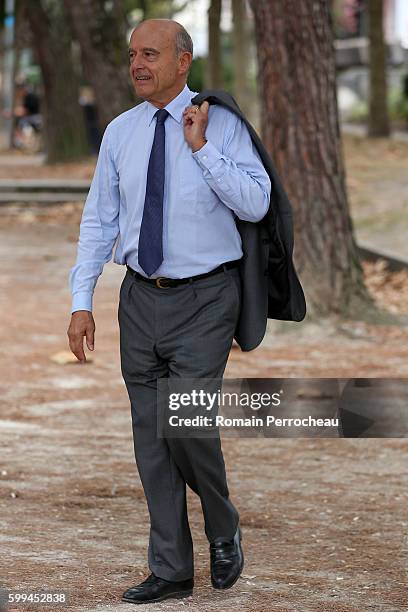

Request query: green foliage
[
  {"left": 331, "top": 0, "right": 346, "bottom": 38},
  {"left": 22, "top": 65, "right": 41, "bottom": 86},
  {"left": 124, "top": 0, "right": 189, "bottom": 19},
  {"left": 349, "top": 100, "right": 368, "bottom": 122},
  {"left": 187, "top": 56, "right": 204, "bottom": 92},
  {"left": 348, "top": 82, "right": 408, "bottom": 126},
  {"left": 187, "top": 54, "right": 236, "bottom": 95},
  {"left": 388, "top": 82, "right": 408, "bottom": 124},
  {"left": 220, "top": 30, "right": 234, "bottom": 91}
]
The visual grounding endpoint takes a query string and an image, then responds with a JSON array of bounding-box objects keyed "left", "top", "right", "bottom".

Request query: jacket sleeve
[{"left": 191, "top": 111, "right": 271, "bottom": 222}]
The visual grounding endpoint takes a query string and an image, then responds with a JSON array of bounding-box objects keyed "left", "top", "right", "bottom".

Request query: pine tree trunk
[
  {"left": 63, "top": 0, "right": 135, "bottom": 132},
  {"left": 250, "top": 0, "right": 374, "bottom": 319},
  {"left": 232, "top": 0, "right": 252, "bottom": 119},
  {"left": 206, "top": 0, "right": 223, "bottom": 89},
  {"left": 23, "top": 0, "right": 90, "bottom": 164},
  {"left": 368, "top": 0, "right": 390, "bottom": 137}
]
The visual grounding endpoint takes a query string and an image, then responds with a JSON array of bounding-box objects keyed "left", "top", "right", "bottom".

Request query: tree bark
[
  {"left": 63, "top": 0, "right": 135, "bottom": 132},
  {"left": 250, "top": 0, "right": 374, "bottom": 319},
  {"left": 368, "top": 0, "right": 390, "bottom": 137},
  {"left": 206, "top": 0, "right": 223, "bottom": 89},
  {"left": 232, "top": 0, "right": 252, "bottom": 119},
  {"left": 22, "top": 0, "right": 89, "bottom": 164}
]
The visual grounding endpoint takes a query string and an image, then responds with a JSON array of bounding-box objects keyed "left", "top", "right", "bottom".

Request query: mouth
[{"left": 134, "top": 75, "right": 152, "bottom": 83}]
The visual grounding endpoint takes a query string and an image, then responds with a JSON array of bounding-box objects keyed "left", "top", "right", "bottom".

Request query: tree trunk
[
  {"left": 250, "top": 0, "right": 374, "bottom": 319},
  {"left": 63, "top": 0, "right": 135, "bottom": 132},
  {"left": 368, "top": 0, "right": 390, "bottom": 137},
  {"left": 232, "top": 0, "right": 252, "bottom": 119},
  {"left": 206, "top": 0, "right": 223, "bottom": 89},
  {"left": 22, "top": 0, "right": 90, "bottom": 164}
]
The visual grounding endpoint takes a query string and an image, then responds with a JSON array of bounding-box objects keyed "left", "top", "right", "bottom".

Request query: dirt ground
[
  {"left": 1, "top": 133, "right": 408, "bottom": 258},
  {"left": 344, "top": 135, "right": 408, "bottom": 258},
  {"left": 1, "top": 139, "right": 407, "bottom": 611}
]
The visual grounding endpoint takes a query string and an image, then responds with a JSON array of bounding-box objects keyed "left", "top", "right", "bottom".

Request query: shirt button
[
  {"left": 202, "top": 155, "right": 207, "bottom": 160},
  {"left": 217, "top": 178, "right": 221, "bottom": 182}
]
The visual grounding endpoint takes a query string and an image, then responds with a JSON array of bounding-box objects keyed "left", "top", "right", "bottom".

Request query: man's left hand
[{"left": 183, "top": 101, "right": 209, "bottom": 152}]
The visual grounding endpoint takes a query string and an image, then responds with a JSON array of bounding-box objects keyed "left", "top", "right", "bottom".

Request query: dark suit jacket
[{"left": 191, "top": 90, "right": 306, "bottom": 352}]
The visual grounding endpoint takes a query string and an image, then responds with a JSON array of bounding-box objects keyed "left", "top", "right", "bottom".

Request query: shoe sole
[{"left": 122, "top": 589, "right": 193, "bottom": 604}]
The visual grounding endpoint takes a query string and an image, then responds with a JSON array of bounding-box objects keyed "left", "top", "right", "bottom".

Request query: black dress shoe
[
  {"left": 210, "top": 525, "right": 244, "bottom": 589},
  {"left": 122, "top": 573, "right": 193, "bottom": 604}
]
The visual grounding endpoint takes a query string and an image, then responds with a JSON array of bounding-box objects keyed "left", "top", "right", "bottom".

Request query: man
[
  {"left": 68, "top": 18, "right": 271, "bottom": 605},
  {"left": 13, "top": 81, "right": 42, "bottom": 150}
]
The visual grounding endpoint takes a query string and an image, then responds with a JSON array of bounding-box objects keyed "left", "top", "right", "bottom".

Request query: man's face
[{"left": 128, "top": 22, "right": 189, "bottom": 106}]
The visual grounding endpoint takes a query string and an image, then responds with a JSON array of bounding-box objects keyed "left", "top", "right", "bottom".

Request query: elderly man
[{"left": 68, "top": 18, "right": 271, "bottom": 605}]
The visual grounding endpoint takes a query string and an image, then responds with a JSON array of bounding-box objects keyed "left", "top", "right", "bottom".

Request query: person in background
[{"left": 13, "top": 80, "right": 42, "bottom": 150}]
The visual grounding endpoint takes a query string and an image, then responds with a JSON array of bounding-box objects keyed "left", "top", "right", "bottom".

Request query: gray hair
[{"left": 175, "top": 26, "right": 193, "bottom": 58}]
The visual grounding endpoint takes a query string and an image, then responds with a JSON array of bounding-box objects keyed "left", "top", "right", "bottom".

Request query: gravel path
[{"left": 0, "top": 201, "right": 407, "bottom": 611}]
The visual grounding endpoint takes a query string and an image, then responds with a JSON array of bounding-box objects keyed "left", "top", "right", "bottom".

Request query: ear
[{"left": 179, "top": 51, "right": 192, "bottom": 76}]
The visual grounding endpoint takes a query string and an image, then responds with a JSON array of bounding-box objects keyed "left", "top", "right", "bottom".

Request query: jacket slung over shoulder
[{"left": 191, "top": 89, "right": 306, "bottom": 352}]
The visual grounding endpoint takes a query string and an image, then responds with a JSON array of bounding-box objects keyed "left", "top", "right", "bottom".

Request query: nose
[{"left": 130, "top": 52, "right": 146, "bottom": 73}]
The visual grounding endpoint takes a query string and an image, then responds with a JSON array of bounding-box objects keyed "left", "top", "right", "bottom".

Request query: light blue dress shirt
[{"left": 69, "top": 84, "right": 271, "bottom": 313}]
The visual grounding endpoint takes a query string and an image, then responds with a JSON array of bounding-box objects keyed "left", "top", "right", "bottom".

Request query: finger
[
  {"left": 185, "top": 111, "right": 201, "bottom": 123},
  {"left": 183, "top": 109, "right": 198, "bottom": 119},
  {"left": 86, "top": 326, "right": 94, "bottom": 351},
  {"left": 200, "top": 101, "right": 209, "bottom": 115},
  {"left": 183, "top": 106, "right": 199, "bottom": 116},
  {"left": 69, "top": 336, "right": 86, "bottom": 362},
  {"left": 183, "top": 114, "right": 195, "bottom": 126},
  {"left": 183, "top": 105, "right": 198, "bottom": 113}
]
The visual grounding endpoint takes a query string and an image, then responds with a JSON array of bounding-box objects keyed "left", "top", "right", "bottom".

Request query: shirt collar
[{"left": 145, "top": 84, "right": 197, "bottom": 126}]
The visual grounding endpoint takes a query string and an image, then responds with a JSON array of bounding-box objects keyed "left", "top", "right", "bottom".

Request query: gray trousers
[{"left": 118, "top": 265, "right": 241, "bottom": 581}]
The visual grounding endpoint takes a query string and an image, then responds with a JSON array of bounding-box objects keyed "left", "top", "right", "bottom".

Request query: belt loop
[{"left": 223, "top": 263, "right": 228, "bottom": 274}]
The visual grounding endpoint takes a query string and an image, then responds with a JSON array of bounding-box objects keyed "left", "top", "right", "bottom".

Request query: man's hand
[
  {"left": 67, "top": 310, "right": 95, "bottom": 363},
  {"left": 183, "top": 101, "right": 209, "bottom": 152}
]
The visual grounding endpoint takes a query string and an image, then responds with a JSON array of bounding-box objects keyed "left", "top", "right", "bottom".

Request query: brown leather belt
[{"left": 126, "top": 260, "right": 240, "bottom": 289}]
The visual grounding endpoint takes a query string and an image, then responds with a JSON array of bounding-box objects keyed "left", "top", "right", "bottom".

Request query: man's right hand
[{"left": 67, "top": 310, "right": 95, "bottom": 363}]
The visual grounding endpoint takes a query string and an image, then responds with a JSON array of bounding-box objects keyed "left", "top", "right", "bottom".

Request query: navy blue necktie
[{"left": 138, "top": 108, "right": 169, "bottom": 276}]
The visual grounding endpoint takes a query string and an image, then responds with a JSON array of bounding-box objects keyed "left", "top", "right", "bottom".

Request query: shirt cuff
[
  {"left": 71, "top": 291, "right": 93, "bottom": 314},
  {"left": 192, "top": 140, "right": 223, "bottom": 172}
]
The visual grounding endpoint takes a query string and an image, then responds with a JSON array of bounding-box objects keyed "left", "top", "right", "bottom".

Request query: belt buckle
[{"left": 156, "top": 277, "right": 171, "bottom": 288}]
